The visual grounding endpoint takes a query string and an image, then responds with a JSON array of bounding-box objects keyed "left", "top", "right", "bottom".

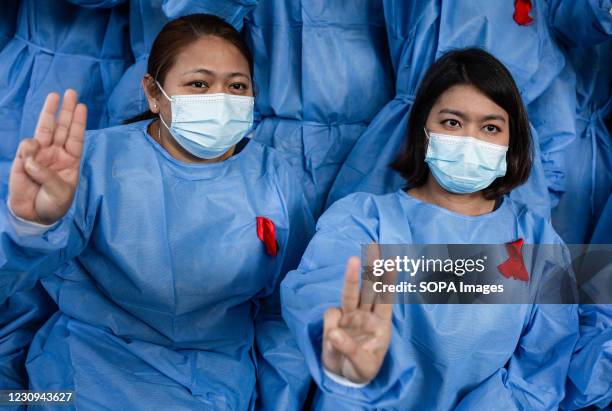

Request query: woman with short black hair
[
  {"left": 392, "top": 48, "right": 532, "bottom": 200},
  {"left": 282, "top": 48, "right": 578, "bottom": 410}
]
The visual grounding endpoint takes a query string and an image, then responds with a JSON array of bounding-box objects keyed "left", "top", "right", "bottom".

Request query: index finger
[
  {"left": 341, "top": 256, "right": 361, "bottom": 313},
  {"left": 360, "top": 243, "right": 383, "bottom": 311},
  {"left": 34, "top": 93, "right": 60, "bottom": 147}
]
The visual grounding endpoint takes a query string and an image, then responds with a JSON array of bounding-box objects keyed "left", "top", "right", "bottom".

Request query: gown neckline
[
  {"left": 397, "top": 188, "right": 508, "bottom": 222},
  {"left": 140, "top": 119, "right": 257, "bottom": 171}
]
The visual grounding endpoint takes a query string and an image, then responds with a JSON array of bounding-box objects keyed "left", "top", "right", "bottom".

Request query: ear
[{"left": 142, "top": 74, "right": 160, "bottom": 114}]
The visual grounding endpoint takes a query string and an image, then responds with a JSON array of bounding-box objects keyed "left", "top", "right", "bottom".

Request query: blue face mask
[
  {"left": 424, "top": 129, "right": 508, "bottom": 194},
  {"left": 157, "top": 82, "right": 254, "bottom": 159}
]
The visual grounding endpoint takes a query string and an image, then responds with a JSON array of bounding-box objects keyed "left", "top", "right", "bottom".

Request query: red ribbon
[
  {"left": 256, "top": 216, "right": 278, "bottom": 257},
  {"left": 497, "top": 238, "right": 529, "bottom": 282},
  {"left": 513, "top": 0, "right": 534, "bottom": 26}
]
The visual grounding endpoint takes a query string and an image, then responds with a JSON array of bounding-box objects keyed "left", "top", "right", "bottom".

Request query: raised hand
[
  {"left": 9, "top": 90, "right": 87, "bottom": 225},
  {"left": 322, "top": 255, "right": 394, "bottom": 385}
]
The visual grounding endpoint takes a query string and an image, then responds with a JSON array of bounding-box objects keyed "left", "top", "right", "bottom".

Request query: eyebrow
[
  {"left": 182, "top": 68, "right": 215, "bottom": 76},
  {"left": 226, "top": 72, "right": 250, "bottom": 80},
  {"left": 182, "top": 68, "right": 250, "bottom": 80},
  {"left": 438, "top": 108, "right": 506, "bottom": 123}
]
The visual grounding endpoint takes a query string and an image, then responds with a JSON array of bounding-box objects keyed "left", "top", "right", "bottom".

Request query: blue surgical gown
[
  {"left": 105, "top": 0, "right": 166, "bottom": 126},
  {"left": 0, "top": 2, "right": 61, "bottom": 387},
  {"left": 549, "top": 7, "right": 612, "bottom": 406},
  {"left": 0, "top": 285, "right": 55, "bottom": 411},
  {"left": 243, "top": 0, "right": 395, "bottom": 216},
  {"left": 562, "top": 305, "right": 612, "bottom": 410},
  {"left": 106, "top": 0, "right": 257, "bottom": 126},
  {"left": 547, "top": 0, "right": 612, "bottom": 48},
  {"left": 553, "top": 43, "right": 611, "bottom": 244},
  {"left": 327, "top": 0, "right": 575, "bottom": 218},
  {"left": 591, "top": 193, "right": 612, "bottom": 244},
  {"left": 0, "top": 164, "right": 55, "bottom": 405},
  {"left": 0, "top": 0, "right": 131, "bottom": 162},
  {"left": 282, "top": 190, "right": 578, "bottom": 409},
  {"left": 0, "top": 120, "right": 314, "bottom": 410},
  {"left": 0, "top": 0, "right": 18, "bottom": 51}
]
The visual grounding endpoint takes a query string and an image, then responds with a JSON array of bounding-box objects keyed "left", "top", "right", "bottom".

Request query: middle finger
[{"left": 53, "top": 89, "right": 78, "bottom": 147}]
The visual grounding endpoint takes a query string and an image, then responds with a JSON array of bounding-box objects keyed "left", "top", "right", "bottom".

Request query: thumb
[
  {"left": 328, "top": 328, "right": 380, "bottom": 383},
  {"left": 322, "top": 308, "right": 343, "bottom": 373},
  {"left": 24, "top": 157, "right": 70, "bottom": 201}
]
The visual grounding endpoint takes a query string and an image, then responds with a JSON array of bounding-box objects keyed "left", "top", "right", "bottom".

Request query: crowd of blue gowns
[{"left": 0, "top": 0, "right": 609, "bottom": 410}]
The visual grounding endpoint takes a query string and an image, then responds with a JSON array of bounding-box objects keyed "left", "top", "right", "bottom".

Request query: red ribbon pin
[
  {"left": 256, "top": 216, "right": 278, "bottom": 257},
  {"left": 513, "top": 0, "right": 534, "bottom": 26},
  {"left": 497, "top": 238, "right": 529, "bottom": 282}
]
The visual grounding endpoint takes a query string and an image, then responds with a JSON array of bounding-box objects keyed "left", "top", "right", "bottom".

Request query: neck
[
  {"left": 408, "top": 175, "right": 496, "bottom": 216},
  {"left": 149, "top": 119, "right": 235, "bottom": 164}
]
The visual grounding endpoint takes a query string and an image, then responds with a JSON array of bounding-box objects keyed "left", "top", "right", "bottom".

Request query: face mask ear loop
[
  {"left": 157, "top": 121, "right": 165, "bottom": 148},
  {"left": 155, "top": 80, "right": 172, "bottom": 102},
  {"left": 158, "top": 111, "right": 171, "bottom": 131},
  {"left": 155, "top": 80, "right": 172, "bottom": 131},
  {"left": 423, "top": 127, "right": 432, "bottom": 152}
]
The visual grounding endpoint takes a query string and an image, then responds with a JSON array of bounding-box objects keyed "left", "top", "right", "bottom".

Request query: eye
[
  {"left": 191, "top": 80, "right": 208, "bottom": 89},
  {"left": 442, "top": 119, "right": 461, "bottom": 128},
  {"left": 483, "top": 124, "right": 500, "bottom": 134},
  {"left": 229, "top": 82, "right": 247, "bottom": 90}
]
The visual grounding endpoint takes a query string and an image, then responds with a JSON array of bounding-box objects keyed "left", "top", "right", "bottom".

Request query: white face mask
[
  {"left": 157, "top": 81, "right": 254, "bottom": 159},
  {"left": 424, "top": 129, "right": 508, "bottom": 194}
]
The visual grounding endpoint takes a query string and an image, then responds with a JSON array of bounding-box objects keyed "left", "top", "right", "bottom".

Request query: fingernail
[
  {"left": 325, "top": 341, "right": 333, "bottom": 352},
  {"left": 26, "top": 158, "right": 39, "bottom": 173},
  {"left": 329, "top": 329, "right": 343, "bottom": 344}
]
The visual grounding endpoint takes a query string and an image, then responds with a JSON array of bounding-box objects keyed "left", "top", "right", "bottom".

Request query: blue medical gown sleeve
[
  {"left": 162, "top": 0, "right": 258, "bottom": 31},
  {"left": 0, "top": 203, "right": 72, "bottom": 304},
  {"left": 547, "top": 0, "right": 612, "bottom": 47},
  {"left": 0, "top": 140, "right": 98, "bottom": 303},
  {"left": 562, "top": 305, "right": 612, "bottom": 410},
  {"left": 455, "top": 304, "right": 579, "bottom": 410},
  {"left": 255, "top": 165, "right": 316, "bottom": 410},
  {"left": 0, "top": 285, "right": 55, "bottom": 394},
  {"left": 281, "top": 194, "right": 410, "bottom": 407}
]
